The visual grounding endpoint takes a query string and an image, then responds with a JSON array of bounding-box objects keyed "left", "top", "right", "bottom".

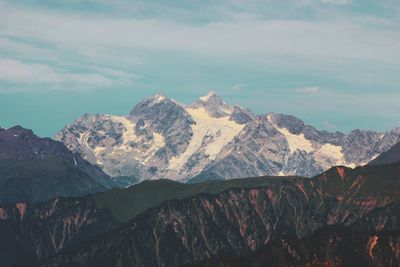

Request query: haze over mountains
[{"left": 56, "top": 92, "right": 400, "bottom": 186}]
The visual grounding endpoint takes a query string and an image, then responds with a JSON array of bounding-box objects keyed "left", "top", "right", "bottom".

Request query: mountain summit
[
  {"left": 190, "top": 91, "right": 234, "bottom": 117},
  {"left": 56, "top": 92, "right": 400, "bottom": 185},
  {"left": 199, "top": 90, "right": 218, "bottom": 102}
]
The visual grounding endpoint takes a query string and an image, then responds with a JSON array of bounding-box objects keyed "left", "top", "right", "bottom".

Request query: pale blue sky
[{"left": 0, "top": 0, "right": 399, "bottom": 137}]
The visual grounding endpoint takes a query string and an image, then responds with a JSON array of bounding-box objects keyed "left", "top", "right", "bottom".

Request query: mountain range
[
  {"left": 56, "top": 92, "right": 400, "bottom": 186},
  {"left": 1, "top": 92, "right": 400, "bottom": 266}
]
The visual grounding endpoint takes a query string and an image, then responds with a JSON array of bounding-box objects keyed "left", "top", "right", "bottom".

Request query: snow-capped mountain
[{"left": 55, "top": 92, "right": 400, "bottom": 185}]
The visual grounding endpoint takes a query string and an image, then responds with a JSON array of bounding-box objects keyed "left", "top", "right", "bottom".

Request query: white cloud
[
  {"left": 0, "top": 38, "right": 57, "bottom": 60},
  {"left": 0, "top": 4, "right": 399, "bottom": 62},
  {"left": 0, "top": 2, "right": 399, "bottom": 94},
  {"left": 294, "top": 86, "right": 321, "bottom": 93},
  {"left": 0, "top": 59, "right": 133, "bottom": 91},
  {"left": 0, "top": 59, "right": 62, "bottom": 83}
]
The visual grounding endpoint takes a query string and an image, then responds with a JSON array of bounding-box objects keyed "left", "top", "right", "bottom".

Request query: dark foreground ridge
[
  {"left": 0, "top": 125, "right": 113, "bottom": 205},
  {"left": 1, "top": 161, "right": 400, "bottom": 266},
  {"left": 370, "top": 141, "right": 400, "bottom": 166}
]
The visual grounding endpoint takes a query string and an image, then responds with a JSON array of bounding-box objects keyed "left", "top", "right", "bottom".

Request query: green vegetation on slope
[
  {"left": 94, "top": 161, "right": 400, "bottom": 223},
  {"left": 93, "top": 176, "right": 298, "bottom": 222},
  {"left": 0, "top": 158, "right": 105, "bottom": 204}
]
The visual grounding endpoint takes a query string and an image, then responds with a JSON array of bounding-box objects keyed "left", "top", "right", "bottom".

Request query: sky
[{"left": 0, "top": 0, "right": 400, "bottom": 137}]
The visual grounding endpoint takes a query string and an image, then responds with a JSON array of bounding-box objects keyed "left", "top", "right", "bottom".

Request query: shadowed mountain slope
[
  {"left": 370, "top": 141, "right": 400, "bottom": 165},
  {"left": 0, "top": 126, "right": 113, "bottom": 205}
]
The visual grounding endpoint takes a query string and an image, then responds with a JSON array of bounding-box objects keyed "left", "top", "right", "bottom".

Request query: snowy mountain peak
[
  {"left": 56, "top": 92, "right": 400, "bottom": 185},
  {"left": 199, "top": 91, "right": 218, "bottom": 102},
  {"left": 129, "top": 93, "right": 182, "bottom": 118},
  {"left": 191, "top": 91, "right": 234, "bottom": 118},
  {"left": 140, "top": 93, "right": 171, "bottom": 106},
  {"left": 151, "top": 94, "right": 167, "bottom": 103}
]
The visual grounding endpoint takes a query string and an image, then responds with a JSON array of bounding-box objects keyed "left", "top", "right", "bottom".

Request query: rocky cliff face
[
  {"left": 55, "top": 92, "right": 400, "bottom": 185},
  {"left": 197, "top": 203, "right": 400, "bottom": 267},
  {"left": 0, "top": 162, "right": 393, "bottom": 267},
  {"left": 189, "top": 116, "right": 289, "bottom": 181},
  {"left": 0, "top": 198, "right": 118, "bottom": 267}
]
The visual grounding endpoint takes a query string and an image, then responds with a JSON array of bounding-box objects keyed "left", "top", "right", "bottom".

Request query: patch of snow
[
  {"left": 345, "top": 163, "right": 357, "bottom": 168},
  {"left": 168, "top": 107, "right": 245, "bottom": 171},
  {"left": 315, "top": 144, "right": 379, "bottom": 169},
  {"left": 315, "top": 143, "right": 346, "bottom": 169},
  {"left": 359, "top": 154, "right": 379, "bottom": 166},
  {"left": 78, "top": 132, "right": 91, "bottom": 157},
  {"left": 221, "top": 106, "right": 234, "bottom": 115},
  {"left": 141, "top": 131, "right": 165, "bottom": 165},
  {"left": 268, "top": 116, "right": 313, "bottom": 153},
  {"left": 13, "top": 134, "right": 18, "bottom": 137},
  {"left": 93, "top": 146, "right": 106, "bottom": 165},
  {"left": 77, "top": 115, "right": 165, "bottom": 167},
  {"left": 318, "top": 143, "right": 343, "bottom": 159},
  {"left": 268, "top": 114, "right": 353, "bottom": 170},
  {"left": 153, "top": 94, "right": 166, "bottom": 104},
  {"left": 109, "top": 116, "right": 138, "bottom": 152},
  {"left": 370, "top": 154, "right": 379, "bottom": 162},
  {"left": 109, "top": 116, "right": 165, "bottom": 165},
  {"left": 199, "top": 91, "right": 216, "bottom": 102}
]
